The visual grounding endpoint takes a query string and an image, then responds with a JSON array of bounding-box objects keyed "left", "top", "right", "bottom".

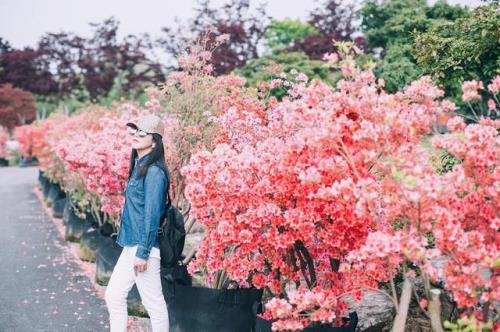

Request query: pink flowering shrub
[
  {"left": 342, "top": 95, "right": 499, "bottom": 325},
  {"left": 182, "top": 57, "right": 463, "bottom": 328},
  {"left": 26, "top": 98, "right": 175, "bottom": 225},
  {"left": 429, "top": 119, "right": 499, "bottom": 307},
  {"left": 14, "top": 124, "right": 46, "bottom": 159},
  {"left": 52, "top": 103, "right": 167, "bottom": 221},
  {"left": 157, "top": 34, "right": 268, "bottom": 239},
  {"left": 0, "top": 126, "right": 9, "bottom": 159}
]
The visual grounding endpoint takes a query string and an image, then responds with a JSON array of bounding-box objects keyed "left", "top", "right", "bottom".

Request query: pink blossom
[
  {"left": 270, "top": 79, "right": 282, "bottom": 89},
  {"left": 295, "top": 73, "right": 308, "bottom": 83},
  {"left": 200, "top": 51, "right": 212, "bottom": 61},
  {"left": 446, "top": 116, "right": 466, "bottom": 132},
  {"left": 215, "top": 34, "right": 230, "bottom": 43},
  {"left": 487, "top": 75, "right": 500, "bottom": 94},
  {"left": 461, "top": 80, "right": 484, "bottom": 102},
  {"left": 322, "top": 52, "right": 339, "bottom": 62},
  {"left": 487, "top": 99, "right": 496, "bottom": 111}
]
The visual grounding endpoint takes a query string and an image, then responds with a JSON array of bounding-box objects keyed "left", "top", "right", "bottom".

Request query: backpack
[
  {"left": 157, "top": 189, "right": 192, "bottom": 286},
  {"left": 156, "top": 189, "right": 185, "bottom": 268},
  {"left": 141, "top": 164, "right": 191, "bottom": 285}
]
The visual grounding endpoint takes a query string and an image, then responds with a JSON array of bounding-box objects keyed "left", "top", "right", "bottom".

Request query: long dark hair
[{"left": 128, "top": 133, "right": 169, "bottom": 182}]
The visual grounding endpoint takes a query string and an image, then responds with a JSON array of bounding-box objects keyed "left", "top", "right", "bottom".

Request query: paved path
[{"left": 0, "top": 166, "right": 110, "bottom": 332}]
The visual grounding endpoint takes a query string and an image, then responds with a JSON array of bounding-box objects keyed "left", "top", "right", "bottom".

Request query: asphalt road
[{"left": 0, "top": 166, "right": 110, "bottom": 332}]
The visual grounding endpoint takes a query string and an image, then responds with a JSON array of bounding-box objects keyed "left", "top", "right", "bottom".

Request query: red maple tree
[{"left": 0, "top": 84, "right": 36, "bottom": 131}]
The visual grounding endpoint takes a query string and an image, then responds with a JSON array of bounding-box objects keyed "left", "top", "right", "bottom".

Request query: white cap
[{"left": 126, "top": 114, "right": 164, "bottom": 137}]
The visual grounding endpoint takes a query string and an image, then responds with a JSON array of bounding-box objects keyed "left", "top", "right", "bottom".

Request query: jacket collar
[{"left": 134, "top": 152, "right": 152, "bottom": 165}]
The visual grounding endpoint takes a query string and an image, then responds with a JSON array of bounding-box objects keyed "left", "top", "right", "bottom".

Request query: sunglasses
[{"left": 128, "top": 127, "right": 149, "bottom": 138}]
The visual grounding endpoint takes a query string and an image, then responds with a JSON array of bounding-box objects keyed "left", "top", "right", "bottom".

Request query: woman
[{"left": 105, "top": 113, "right": 169, "bottom": 332}]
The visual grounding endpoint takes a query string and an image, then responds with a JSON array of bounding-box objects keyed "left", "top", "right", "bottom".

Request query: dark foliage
[
  {"left": 158, "top": 0, "right": 270, "bottom": 75},
  {"left": 291, "top": 0, "right": 367, "bottom": 59}
]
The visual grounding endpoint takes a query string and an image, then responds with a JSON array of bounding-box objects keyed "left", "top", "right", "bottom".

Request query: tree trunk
[
  {"left": 392, "top": 277, "right": 412, "bottom": 332},
  {"left": 429, "top": 289, "right": 444, "bottom": 332}
]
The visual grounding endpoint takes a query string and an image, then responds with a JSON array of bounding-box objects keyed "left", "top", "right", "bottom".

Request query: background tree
[
  {"left": 38, "top": 18, "right": 164, "bottom": 102},
  {"left": 264, "top": 19, "right": 319, "bottom": 50},
  {"left": 291, "top": 0, "right": 367, "bottom": 60},
  {"left": 158, "top": 0, "right": 270, "bottom": 75},
  {"left": 0, "top": 84, "right": 36, "bottom": 132},
  {"left": 36, "top": 32, "right": 83, "bottom": 99},
  {"left": 236, "top": 50, "right": 337, "bottom": 99},
  {"left": 359, "top": 0, "right": 470, "bottom": 92},
  {"left": 1, "top": 18, "right": 165, "bottom": 117},
  {"left": 413, "top": 3, "right": 499, "bottom": 108},
  {"left": 0, "top": 40, "right": 57, "bottom": 96}
]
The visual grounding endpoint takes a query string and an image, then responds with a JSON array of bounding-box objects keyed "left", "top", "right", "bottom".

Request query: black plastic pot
[
  {"left": 79, "top": 228, "right": 100, "bottom": 262},
  {"left": 255, "top": 312, "right": 358, "bottom": 332},
  {"left": 38, "top": 172, "right": 49, "bottom": 195},
  {"left": 42, "top": 179, "right": 52, "bottom": 199},
  {"left": 38, "top": 169, "right": 45, "bottom": 182},
  {"left": 62, "top": 199, "right": 72, "bottom": 225},
  {"left": 84, "top": 213, "right": 99, "bottom": 228},
  {"left": 163, "top": 281, "right": 263, "bottom": 332},
  {"left": 38, "top": 171, "right": 47, "bottom": 191},
  {"left": 0, "top": 158, "right": 9, "bottom": 167},
  {"left": 52, "top": 197, "right": 67, "bottom": 219},
  {"left": 64, "top": 208, "right": 90, "bottom": 242},
  {"left": 99, "top": 222, "right": 115, "bottom": 237},
  {"left": 95, "top": 235, "right": 123, "bottom": 286},
  {"left": 47, "top": 183, "right": 66, "bottom": 206},
  {"left": 19, "top": 157, "right": 39, "bottom": 167}
]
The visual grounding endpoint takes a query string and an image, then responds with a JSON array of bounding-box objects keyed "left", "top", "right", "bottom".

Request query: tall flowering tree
[{"left": 157, "top": 32, "right": 269, "bottom": 250}]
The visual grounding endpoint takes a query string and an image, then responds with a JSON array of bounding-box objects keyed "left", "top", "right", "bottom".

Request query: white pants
[{"left": 105, "top": 245, "right": 169, "bottom": 332}]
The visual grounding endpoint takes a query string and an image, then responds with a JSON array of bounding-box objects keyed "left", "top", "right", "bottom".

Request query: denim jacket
[{"left": 116, "top": 153, "right": 169, "bottom": 260}]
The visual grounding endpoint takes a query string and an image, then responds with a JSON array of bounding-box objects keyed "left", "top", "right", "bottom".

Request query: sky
[{"left": 0, "top": 0, "right": 484, "bottom": 49}]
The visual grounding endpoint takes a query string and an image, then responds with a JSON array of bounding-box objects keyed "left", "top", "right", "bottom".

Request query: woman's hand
[{"left": 133, "top": 257, "right": 148, "bottom": 276}]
